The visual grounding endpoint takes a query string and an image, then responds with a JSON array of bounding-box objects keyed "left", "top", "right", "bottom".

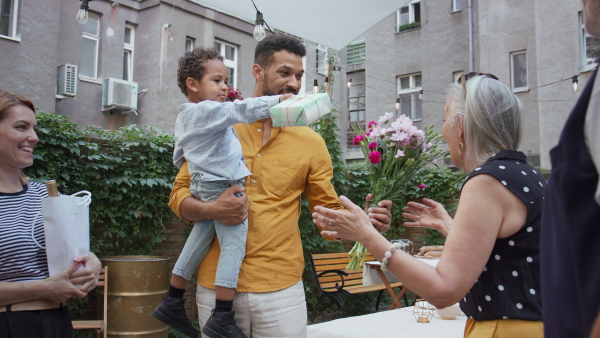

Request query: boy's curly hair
[{"left": 177, "top": 47, "right": 224, "bottom": 97}]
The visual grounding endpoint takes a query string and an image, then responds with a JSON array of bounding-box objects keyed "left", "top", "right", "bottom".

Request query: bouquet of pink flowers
[{"left": 347, "top": 112, "right": 443, "bottom": 270}]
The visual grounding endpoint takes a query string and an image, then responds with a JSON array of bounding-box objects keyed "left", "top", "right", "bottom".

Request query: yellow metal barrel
[{"left": 99, "top": 256, "right": 170, "bottom": 337}]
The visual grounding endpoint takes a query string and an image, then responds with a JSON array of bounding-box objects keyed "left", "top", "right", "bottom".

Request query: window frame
[
  {"left": 347, "top": 71, "right": 366, "bottom": 148},
  {"left": 316, "top": 44, "right": 328, "bottom": 75},
  {"left": 0, "top": 0, "right": 20, "bottom": 41},
  {"left": 580, "top": 12, "right": 600, "bottom": 71},
  {"left": 80, "top": 13, "right": 100, "bottom": 81},
  {"left": 123, "top": 24, "right": 134, "bottom": 82},
  {"left": 396, "top": 0, "right": 421, "bottom": 32},
  {"left": 451, "top": 0, "right": 463, "bottom": 13},
  {"left": 452, "top": 70, "right": 463, "bottom": 83},
  {"left": 347, "top": 41, "right": 366, "bottom": 65},
  {"left": 397, "top": 72, "right": 423, "bottom": 121},
  {"left": 510, "top": 50, "right": 529, "bottom": 93},
  {"left": 185, "top": 36, "right": 195, "bottom": 52},
  {"left": 214, "top": 40, "right": 238, "bottom": 88}
]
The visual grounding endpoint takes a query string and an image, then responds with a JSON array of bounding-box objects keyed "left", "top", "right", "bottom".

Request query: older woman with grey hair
[{"left": 312, "top": 73, "right": 544, "bottom": 337}]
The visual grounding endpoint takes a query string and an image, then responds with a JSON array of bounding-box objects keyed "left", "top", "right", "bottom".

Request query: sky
[{"left": 195, "top": 0, "right": 410, "bottom": 50}]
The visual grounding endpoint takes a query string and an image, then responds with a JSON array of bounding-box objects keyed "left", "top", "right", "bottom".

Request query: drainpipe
[{"left": 468, "top": 0, "right": 474, "bottom": 72}]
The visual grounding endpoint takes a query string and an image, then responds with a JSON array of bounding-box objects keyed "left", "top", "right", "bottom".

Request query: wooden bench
[
  {"left": 309, "top": 252, "right": 406, "bottom": 323},
  {"left": 72, "top": 266, "right": 107, "bottom": 338}
]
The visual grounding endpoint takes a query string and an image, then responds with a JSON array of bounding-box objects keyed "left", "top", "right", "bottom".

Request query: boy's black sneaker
[
  {"left": 202, "top": 310, "right": 247, "bottom": 338},
  {"left": 152, "top": 296, "right": 199, "bottom": 337}
]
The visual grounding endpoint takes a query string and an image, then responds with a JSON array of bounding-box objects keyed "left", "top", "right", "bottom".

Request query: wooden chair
[
  {"left": 309, "top": 252, "right": 406, "bottom": 323},
  {"left": 72, "top": 266, "right": 108, "bottom": 338}
]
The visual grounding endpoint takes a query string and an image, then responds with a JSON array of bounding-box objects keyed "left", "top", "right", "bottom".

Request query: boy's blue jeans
[{"left": 172, "top": 176, "right": 247, "bottom": 289}]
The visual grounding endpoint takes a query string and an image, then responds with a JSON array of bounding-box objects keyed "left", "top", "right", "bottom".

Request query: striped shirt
[
  {"left": 0, "top": 182, "right": 49, "bottom": 282},
  {"left": 173, "top": 95, "right": 281, "bottom": 181}
]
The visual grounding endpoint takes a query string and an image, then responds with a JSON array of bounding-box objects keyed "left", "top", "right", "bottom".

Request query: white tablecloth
[
  {"left": 362, "top": 258, "right": 439, "bottom": 285},
  {"left": 307, "top": 306, "right": 466, "bottom": 338}
]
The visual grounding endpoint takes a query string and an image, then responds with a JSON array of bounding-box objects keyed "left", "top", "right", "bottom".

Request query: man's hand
[
  {"left": 364, "top": 193, "right": 392, "bottom": 233},
  {"left": 209, "top": 184, "right": 249, "bottom": 225}
]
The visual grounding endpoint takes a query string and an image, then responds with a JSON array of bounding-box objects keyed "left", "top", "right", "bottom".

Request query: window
[
  {"left": 397, "top": 1, "right": 421, "bottom": 32},
  {"left": 526, "top": 154, "right": 540, "bottom": 168},
  {"left": 80, "top": 13, "right": 100, "bottom": 79},
  {"left": 123, "top": 24, "right": 134, "bottom": 81},
  {"left": 580, "top": 13, "right": 600, "bottom": 69},
  {"left": 316, "top": 44, "right": 328, "bottom": 75},
  {"left": 347, "top": 71, "right": 366, "bottom": 147},
  {"left": 186, "top": 37, "right": 195, "bottom": 52},
  {"left": 214, "top": 40, "right": 238, "bottom": 88},
  {"left": 510, "top": 51, "right": 528, "bottom": 92},
  {"left": 347, "top": 41, "right": 366, "bottom": 65},
  {"left": 0, "top": 0, "right": 19, "bottom": 39},
  {"left": 397, "top": 73, "right": 422, "bottom": 121},
  {"left": 452, "top": 0, "right": 462, "bottom": 12},
  {"left": 452, "top": 70, "right": 463, "bottom": 83}
]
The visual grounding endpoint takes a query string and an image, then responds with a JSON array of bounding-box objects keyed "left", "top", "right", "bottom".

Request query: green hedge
[{"left": 27, "top": 112, "right": 177, "bottom": 256}]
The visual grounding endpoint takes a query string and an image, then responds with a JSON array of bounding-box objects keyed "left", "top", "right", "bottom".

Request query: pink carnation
[
  {"left": 353, "top": 134, "right": 365, "bottom": 145},
  {"left": 368, "top": 120, "right": 378, "bottom": 128},
  {"left": 368, "top": 151, "right": 382, "bottom": 164},
  {"left": 418, "top": 184, "right": 427, "bottom": 189},
  {"left": 368, "top": 142, "right": 378, "bottom": 150}
]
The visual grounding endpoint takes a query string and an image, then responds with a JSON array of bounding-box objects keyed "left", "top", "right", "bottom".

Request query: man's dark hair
[
  {"left": 254, "top": 35, "right": 306, "bottom": 69},
  {"left": 177, "top": 47, "right": 224, "bottom": 96}
]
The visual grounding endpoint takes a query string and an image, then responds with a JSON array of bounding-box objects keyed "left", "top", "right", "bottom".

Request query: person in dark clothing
[{"left": 540, "top": 0, "right": 600, "bottom": 337}]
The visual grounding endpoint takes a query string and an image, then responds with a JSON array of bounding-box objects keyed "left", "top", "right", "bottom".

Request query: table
[
  {"left": 362, "top": 258, "right": 440, "bottom": 309},
  {"left": 307, "top": 306, "right": 467, "bottom": 338}
]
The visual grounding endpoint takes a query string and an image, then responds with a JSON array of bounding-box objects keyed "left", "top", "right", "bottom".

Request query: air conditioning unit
[
  {"left": 57, "top": 64, "right": 78, "bottom": 96},
  {"left": 102, "top": 78, "right": 138, "bottom": 111}
]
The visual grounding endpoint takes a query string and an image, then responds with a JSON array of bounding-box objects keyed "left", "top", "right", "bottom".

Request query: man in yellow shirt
[{"left": 169, "top": 35, "right": 392, "bottom": 337}]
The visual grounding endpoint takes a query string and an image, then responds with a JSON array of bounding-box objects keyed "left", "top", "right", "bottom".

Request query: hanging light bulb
[
  {"left": 572, "top": 75, "right": 579, "bottom": 93},
  {"left": 347, "top": 78, "right": 352, "bottom": 88},
  {"left": 253, "top": 11, "right": 266, "bottom": 41},
  {"left": 418, "top": 90, "right": 423, "bottom": 100},
  {"left": 313, "top": 79, "right": 319, "bottom": 94},
  {"left": 396, "top": 97, "right": 400, "bottom": 110},
  {"left": 76, "top": 0, "right": 90, "bottom": 24},
  {"left": 324, "top": 76, "right": 329, "bottom": 88}
]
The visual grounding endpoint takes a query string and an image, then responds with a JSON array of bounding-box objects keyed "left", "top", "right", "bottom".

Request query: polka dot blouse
[{"left": 459, "top": 150, "right": 545, "bottom": 322}]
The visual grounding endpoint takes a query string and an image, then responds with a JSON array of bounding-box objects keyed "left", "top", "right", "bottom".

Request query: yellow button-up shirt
[{"left": 169, "top": 121, "right": 343, "bottom": 292}]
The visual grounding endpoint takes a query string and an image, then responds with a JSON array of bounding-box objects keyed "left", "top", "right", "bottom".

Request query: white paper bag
[{"left": 32, "top": 191, "right": 92, "bottom": 276}]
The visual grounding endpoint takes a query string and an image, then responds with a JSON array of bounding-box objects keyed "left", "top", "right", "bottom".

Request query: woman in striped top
[{"left": 0, "top": 90, "right": 101, "bottom": 337}]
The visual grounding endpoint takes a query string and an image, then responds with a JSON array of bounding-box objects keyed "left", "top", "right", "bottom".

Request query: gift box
[{"left": 270, "top": 93, "right": 332, "bottom": 127}]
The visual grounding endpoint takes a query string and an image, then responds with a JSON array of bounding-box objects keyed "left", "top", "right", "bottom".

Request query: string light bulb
[
  {"left": 76, "top": 0, "right": 91, "bottom": 24},
  {"left": 313, "top": 79, "right": 319, "bottom": 94},
  {"left": 347, "top": 78, "right": 352, "bottom": 88},
  {"left": 396, "top": 97, "right": 400, "bottom": 110},
  {"left": 253, "top": 11, "right": 266, "bottom": 41},
  {"left": 418, "top": 90, "right": 423, "bottom": 100},
  {"left": 572, "top": 75, "right": 579, "bottom": 93}
]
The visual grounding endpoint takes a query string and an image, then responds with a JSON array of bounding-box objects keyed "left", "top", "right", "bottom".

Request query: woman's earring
[{"left": 458, "top": 142, "right": 464, "bottom": 155}]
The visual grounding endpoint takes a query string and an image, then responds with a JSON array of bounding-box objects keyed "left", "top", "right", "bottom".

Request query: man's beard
[{"left": 261, "top": 72, "right": 298, "bottom": 96}]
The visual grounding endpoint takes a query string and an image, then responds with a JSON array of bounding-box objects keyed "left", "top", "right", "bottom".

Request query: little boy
[{"left": 152, "top": 47, "right": 292, "bottom": 338}]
